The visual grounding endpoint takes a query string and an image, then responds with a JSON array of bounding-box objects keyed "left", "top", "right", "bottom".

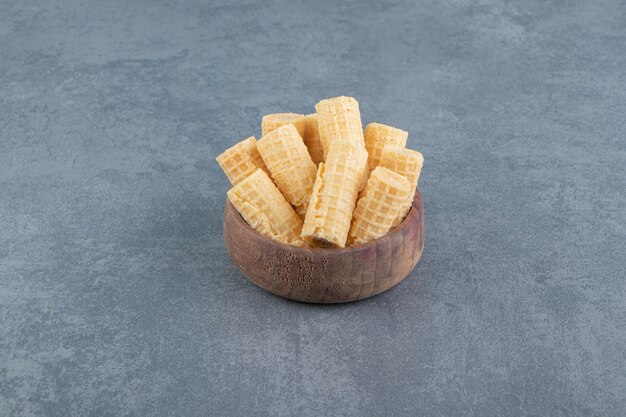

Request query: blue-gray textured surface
[{"left": 1, "top": 0, "right": 625, "bottom": 416}]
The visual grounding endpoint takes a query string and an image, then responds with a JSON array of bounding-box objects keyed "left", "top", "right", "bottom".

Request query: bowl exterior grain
[{"left": 223, "top": 191, "right": 425, "bottom": 303}]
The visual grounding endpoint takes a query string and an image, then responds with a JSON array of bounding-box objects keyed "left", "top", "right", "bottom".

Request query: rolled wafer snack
[
  {"left": 303, "top": 114, "right": 324, "bottom": 165},
  {"left": 216, "top": 136, "right": 269, "bottom": 185},
  {"left": 315, "top": 96, "right": 365, "bottom": 158},
  {"left": 378, "top": 145, "right": 424, "bottom": 227},
  {"left": 257, "top": 124, "right": 317, "bottom": 218},
  {"left": 301, "top": 139, "right": 367, "bottom": 248},
  {"left": 261, "top": 113, "right": 306, "bottom": 138},
  {"left": 227, "top": 169, "right": 304, "bottom": 246},
  {"left": 348, "top": 167, "right": 411, "bottom": 245},
  {"left": 315, "top": 96, "right": 370, "bottom": 190},
  {"left": 364, "top": 123, "right": 408, "bottom": 168}
]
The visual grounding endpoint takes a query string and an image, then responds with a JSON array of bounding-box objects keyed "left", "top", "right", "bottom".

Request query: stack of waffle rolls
[{"left": 216, "top": 96, "right": 424, "bottom": 247}]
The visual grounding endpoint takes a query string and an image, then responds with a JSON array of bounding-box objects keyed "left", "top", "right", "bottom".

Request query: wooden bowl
[{"left": 223, "top": 190, "right": 425, "bottom": 303}]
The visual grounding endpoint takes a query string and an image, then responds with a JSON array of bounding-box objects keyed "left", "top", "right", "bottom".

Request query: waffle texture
[
  {"left": 301, "top": 139, "right": 368, "bottom": 248},
  {"left": 303, "top": 113, "right": 324, "bottom": 165},
  {"left": 216, "top": 136, "right": 269, "bottom": 185},
  {"left": 379, "top": 145, "right": 424, "bottom": 227},
  {"left": 349, "top": 167, "right": 411, "bottom": 245},
  {"left": 315, "top": 96, "right": 365, "bottom": 158},
  {"left": 261, "top": 113, "right": 305, "bottom": 138},
  {"left": 257, "top": 124, "right": 317, "bottom": 218},
  {"left": 364, "top": 122, "right": 408, "bottom": 169},
  {"left": 316, "top": 96, "right": 370, "bottom": 190},
  {"left": 227, "top": 169, "right": 304, "bottom": 246}
]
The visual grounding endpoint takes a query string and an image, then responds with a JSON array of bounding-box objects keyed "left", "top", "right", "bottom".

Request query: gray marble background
[{"left": 1, "top": 0, "right": 625, "bottom": 416}]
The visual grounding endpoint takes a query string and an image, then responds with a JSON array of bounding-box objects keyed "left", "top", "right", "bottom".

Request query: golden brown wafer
[
  {"left": 227, "top": 169, "right": 304, "bottom": 246},
  {"left": 315, "top": 96, "right": 365, "bottom": 158},
  {"left": 261, "top": 113, "right": 305, "bottom": 138},
  {"left": 364, "top": 123, "right": 408, "bottom": 168},
  {"left": 301, "top": 139, "right": 367, "bottom": 248},
  {"left": 315, "top": 96, "right": 370, "bottom": 190},
  {"left": 216, "top": 136, "right": 269, "bottom": 185},
  {"left": 379, "top": 145, "right": 424, "bottom": 227},
  {"left": 257, "top": 124, "right": 317, "bottom": 218},
  {"left": 348, "top": 167, "right": 411, "bottom": 245}
]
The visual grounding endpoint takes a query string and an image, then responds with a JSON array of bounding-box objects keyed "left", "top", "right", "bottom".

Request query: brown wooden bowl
[{"left": 223, "top": 190, "right": 425, "bottom": 303}]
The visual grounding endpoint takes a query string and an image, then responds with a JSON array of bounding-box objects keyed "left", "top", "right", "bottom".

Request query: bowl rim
[{"left": 224, "top": 189, "right": 423, "bottom": 254}]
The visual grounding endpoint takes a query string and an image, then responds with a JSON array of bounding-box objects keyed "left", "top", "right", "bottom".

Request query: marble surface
[{"left": 1, "top": 0, "right": 625, "bottom": 416}]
